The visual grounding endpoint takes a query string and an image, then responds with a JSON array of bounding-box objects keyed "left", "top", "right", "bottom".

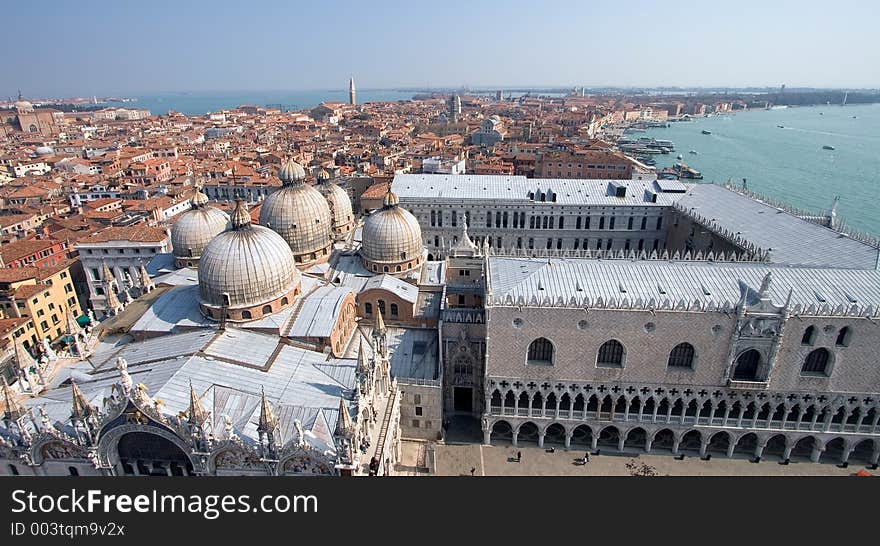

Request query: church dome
[
  {"left": 319, "top": 178, "right": 354, "bottom": 240},
  {"left": 199, "top": 200, "right": 301, "bottom": 322},
  {"left": 259, "top": 158, "right": 333, "bottom": 267},
  {"left": 171, "top": 188, "right": 230, "bottom": 268},
  {"left": 14, "top": 100, "right": 34, "bottom": 112},
  {"left": 361, "top": 190, "right": 424, "bottom": 275}
]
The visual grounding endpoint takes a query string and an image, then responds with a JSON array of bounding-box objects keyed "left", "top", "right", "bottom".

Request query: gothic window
[
  {"left": 378, "top": 300, "right": 386, "bottom": 315},
  {"left": 836, "top": 327, "right": 851, "bottom": 347},
  {"left": 599, "top": 216, "right": 605, "bottom": 230},
  {"left": 656, "top": 217, "right": 663, "bottom": 230},
  {"left": 802, "top": 348, "right": 831, "bottom": 375},
  {"left": 801, "top": 326, "right": 816, "bottom": 346},
  {"left": 609, "top": 216, "right": 616, "bottom": 229},
  {"left": 732, "top": 349, "right": 761, "bottom": 381},
  {"left": 627, "top": 217, "right": 634, "bottom": 230},
  {"left": 641, "top": 217, "right": 647, "bottom": 230},
  {"left": 452, "top": 210, "right": 457, "bottom": 227},
  {"left": 597, "top": 340, "right": 625, "bottom": 368},
  {"left": 585, "top": 216, "right": 591, "bottom": 229},
  {"left": 502, "top": 211, "right": 508, "bottom": 227},
  {"left": 667, "top": 343, "right": 695, "bottom": 368},
  {"left": 576, "top": 217, "right": 582, "bottom": 229},
  {"left": 527, "top": 337, "right": 554, "bottom": 366},
  {"left": 530, "top": 216, "right": 535, "bottom": 229},
  {"left": 390, "top": 303, "right": 399, "bottom": 317},
  {"left": 430, "top": 210, "right": 436, "bottom": 226}
]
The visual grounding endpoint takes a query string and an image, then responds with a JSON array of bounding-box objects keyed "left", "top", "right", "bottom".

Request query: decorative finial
[
  {"left": 336, "top": 398, "right": 353, "bottom": 438},
  {"left": 187, "top": 381, "right": 209, "bottom": 428},
  {"left": 759, "top": 271, "right": 772, "bottom": 297},
  {"left": 230, "top": 199, "right": 251, "bottom": 229},
  {"left": 2, "top": 376, "right": 25, "bottom": 421},
  {"left": 191, "top": 186, "right": 209, "bottom": 208},
  {"left": 278, "top": 157, "right": 305, "bottom": 186},
  {"left": 383, "top": 190, "right": 399, "bottom": 208}
]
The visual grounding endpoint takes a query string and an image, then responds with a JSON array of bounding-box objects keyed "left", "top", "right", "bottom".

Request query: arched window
[
  {"left": 378, "top": 300, "right": 386, "bottom": 315},
  {"left": 836, "top": 327, "right": 851, "bottom": 347},
  {"left": 390, "top": 303, "right": 399, "bottom": 317},
  {"left": 527, "top": 337, "right": 554, "bottom": 365},
  {"left": 801, "top": 326, "right": 816, "bottom": 345},
  {"left": 597, "top": 340, "right": 624, "bottom": 368},
  {"left": 241, "top": 310, "right": 252, "bottom": 320},
  {"left": 364, "top": 302, "right": 373, "bottom": 315},
  {"left": 667, "top": 343, "right": 695, "bottom": 369},
  {"left": 262, "top": 305, "right": 272, "bottom": 314},
  {"left": 732, "top": 349, "right": 761, "bottom": 381},
  {"left": 802, "top": 348, "right": 831, "bottom": 375},
  {"left": 281, "top": 297, "right": 289, "bottom": 306}
]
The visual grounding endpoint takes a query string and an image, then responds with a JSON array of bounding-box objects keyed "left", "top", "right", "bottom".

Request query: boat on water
[
  {"left": 688, "top": 150, "right": 698, "bottom": 155},
  {"left": 823, "top": 145, "right": 835, "bottom": 150},
  {"left": 777, "top": 125, "right": 784, "bottom": 128},
  {"left": 673, "top": 162, "right": 703, "bottom": 179},
  {"left": 676, "top": 154, "right": 683, "bottom": 160},
  {"left": 701, "top": 129, "right": 712, "bottom": 135}
]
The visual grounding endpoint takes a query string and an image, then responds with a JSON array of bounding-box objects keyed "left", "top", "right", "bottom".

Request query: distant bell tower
[{"left": 349, "top": 77, "right": 356, "bottom": 106}]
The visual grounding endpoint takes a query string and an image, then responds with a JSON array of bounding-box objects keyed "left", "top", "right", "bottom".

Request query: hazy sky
[{"left": 5, "top": 0, "right": 879, "bottom": 97}]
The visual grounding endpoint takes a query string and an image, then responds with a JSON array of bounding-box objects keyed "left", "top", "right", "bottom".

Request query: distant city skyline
[{"left": 5, "top": 0, "right": 880, "bottom": 98}]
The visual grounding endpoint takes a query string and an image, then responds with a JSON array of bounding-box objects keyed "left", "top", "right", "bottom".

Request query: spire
[
  {"left": 70, "top": 380, "right": 95, "bottom": 421},
  {"left": 230, "top": 199, "right": 251, "bottom": 230},
  {"left": 187, "top": 381, "right": 209, "bottom": 428},
  {"left": 100, "top": 260, "right": 115, "bottom": 285},
  {"left": 14, "top": 339, "right": 37, "bottom": 372},
  {"left": 349, "top": 77, "right": 356, "bottom": 106},
  {"left": 357, "top": 338, "right": 370, "bottom": 374},
  {"left": 257, "top": 387, "right": 278, "bottom": 435},
  {"left": 374, "top": 306, "right": 386, "bottom": 334},
  {"left": 105, "top": 283, "right": 122, "bottom": 313},
  {"left": 139, "top": 263, "right": 153, "bottom": 292},
  {"left": 336, "top": 398, "right": 353, "bottom": 437},
  {"left": 1, "top": 377, "right": 25, "bottom": 421}
]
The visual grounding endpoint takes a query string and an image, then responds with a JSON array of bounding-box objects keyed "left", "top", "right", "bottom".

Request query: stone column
[
  {"left": 512, "top": 431, "right": 519, "bottom": 447},
  {"left": 722, "top": 405, "right": 731, "bottom": 427},
  {"left": 564, "top": 433, "right": 571, "bottom": 449},
  {"left": 871, "top": 410, "right": 880, "bottom": 433},
  {"left": 782, "top": 445, "right": 793, "bottom": 461},
  {"left": 617, "top": 435, "right": 626, "bottom": 452},
  {"left": 672, "top": 438, "right": 681, "bottom": 456},
  {"left": 482, "top": 424, "right": 491, "bottom": 446},
  {"left": 538, "top": 432, "right": 545, "bottom": 448},
  {"left": 590, "top": 435, "right": 598, "bottom": 451},
  {"left": 652, "top": 403, "right": 659, "bottom": 423},
  {"left": 870, "top": 447, "right": 880, "bottom": 467},
  {"left": 822, "top": 409, "right": 834, "bottom": 432},
  {"left": 726, "top": 442, "right": 736, "bottom": 458},
  {"left": 840, "top": 447, "right": 853, "bottom": 465},
  {"left": 644, "top": 437, "right": 653, "bottom": 453},
  {"left": 637, "top": 403, "right": 645, "bottom": 422},
  {"left": 699, "top": 440, "right": 708, "bottom": 458},
  {"left": 810, "top": 409, "right": 821, "bottom": 431},
  {"left": 708, "top": 404, "right": 717, "bottom": 426},
  {"left": 810, "top": 446, "right": 822, "bottom": 463},
  {"left": 753, "top": 444, "right": 765, "bottom": 461}
]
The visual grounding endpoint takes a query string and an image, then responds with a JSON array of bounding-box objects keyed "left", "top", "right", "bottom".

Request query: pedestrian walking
[
  {"left": 517, "top": 451, "right": 522, "bottom": 463},
  {"left": 470, "top": 467, "right": 476, "bottom": 476},
  {"left": 584, "top": 452, "right": 590, "bottom": 464}
]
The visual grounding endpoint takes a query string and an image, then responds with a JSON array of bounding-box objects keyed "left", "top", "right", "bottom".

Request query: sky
[{"left": 4, "top": 0, "right": 879, "bottom": 98}]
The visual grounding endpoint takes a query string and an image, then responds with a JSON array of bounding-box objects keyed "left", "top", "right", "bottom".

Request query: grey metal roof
[
  {"left": 487, "top": 256, "right": 880, "bottom": 311},
  {"left": 384, "top": 327, "right": 439, "bottom": 381},
  {"left": 676, "top": 184, "right": 880, "bottom": 270},
  {"left": 288, "top": 285, "right": 354, "bottom": 338},
  {"left": 25, "top": 328, "right": 357, "bottom": 446},
  {"left": 360, "top": 274, "right": 419, "bottom": 303},
  {"left": 392, "top": 174, "right": 689, "bottom": 206}
]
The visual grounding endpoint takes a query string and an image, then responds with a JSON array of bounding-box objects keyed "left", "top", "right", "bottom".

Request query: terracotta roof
[
  {"left": 80, "top": 226, "right": 168, "bottom": 244},
  {"left": 0, "top": 238, "right": 62, "bottom": 262},
  {"left": 0, "top": 267, "right": 40, "bottom": 283}
]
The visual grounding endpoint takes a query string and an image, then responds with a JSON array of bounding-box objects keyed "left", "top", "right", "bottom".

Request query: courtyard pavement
[{"left": 431, "top": 443, "right": 874, "bottom": 476}]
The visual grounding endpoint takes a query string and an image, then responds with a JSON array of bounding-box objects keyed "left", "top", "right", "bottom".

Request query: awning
[{"left": 76, "top": 315, "right": 90, "bottom": 326}]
